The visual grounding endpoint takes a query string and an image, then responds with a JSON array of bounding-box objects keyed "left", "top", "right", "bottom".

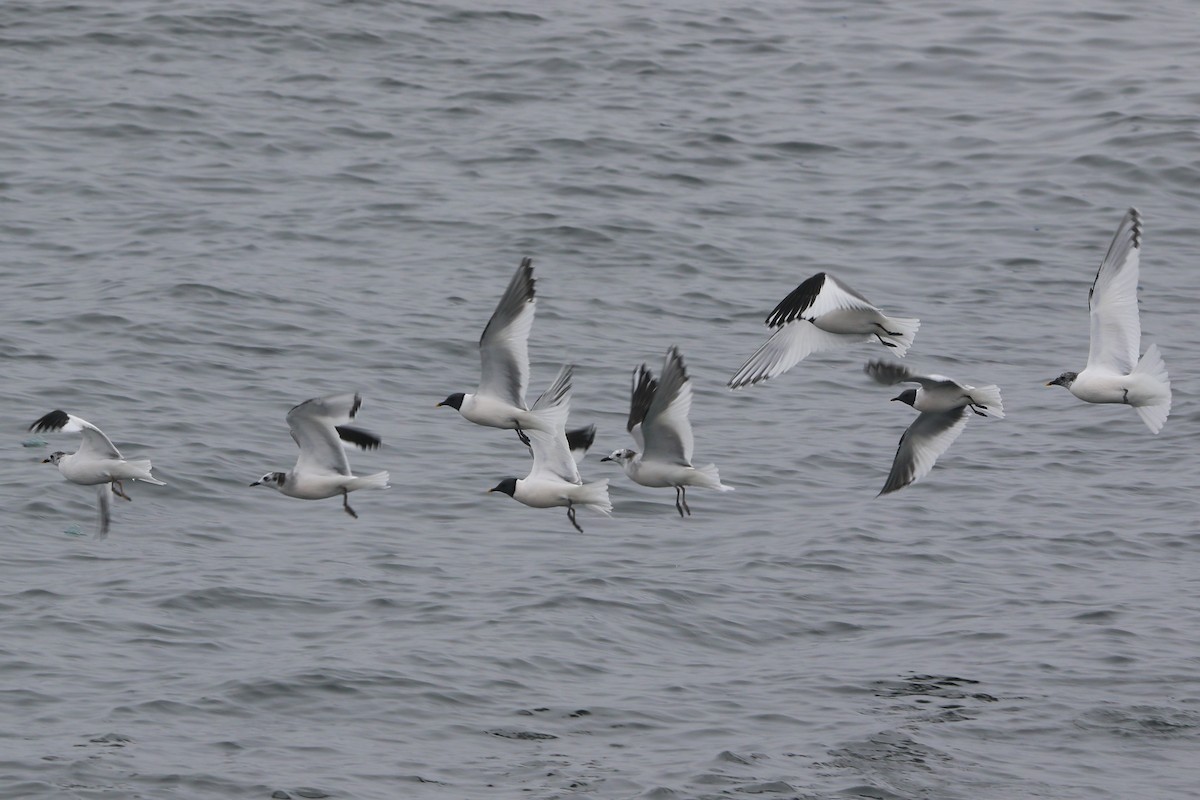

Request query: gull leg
[
  {"left": 111, "top": 480, "right": 132, "bottom": 501},
  {"left": 342, "top": 489, "right": 359, "bottom": 519},
  {"left": 674, "top": 486, "right": 685, "bottom": 518},
  {"left": 968, "top": 403, "right": 988, "bottom": 417},
  {"left": 875, "top": 333, "right": 898, "bottom": 348},
  {"left": 680, "top": 486, "right": 692, "bottom": 516},
  {"left": 566, "top": 503, "right": 583, "bottom": 533},
  {"left": 514, "top": 425, "right": 532, "bottom": 447}
]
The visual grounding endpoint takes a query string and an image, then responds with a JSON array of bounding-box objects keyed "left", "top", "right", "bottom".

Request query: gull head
[
  {"left": 488, "top": 477, "right": 518, "bottom": 497},
  {"left": 251, "top": 471, "right": 287, "bottom": 489},
  {"left": 41, "top": 451, "right": 67, "bottom": 465},
  {"left": 600, "top": 449, "right": 636, "bottom": 464},
  {"left": 890, "top": 389, "right": 918, "bottom": 407},
  {"left": 1046, "top": 372, "right": 1077, "bottom": 389},
  {"left": 437, "top": 393, "right": 465, "bottom": 411}
]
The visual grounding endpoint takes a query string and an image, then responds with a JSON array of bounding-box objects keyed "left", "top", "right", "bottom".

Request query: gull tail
[
  {"left": 969, "top": 384, "right": 1005, "bottom": 419},
  {"left": 1131, "top": 342, "right": 1171, "bottom": 434},
  {"left": 126, "top": 459, "right": 166, "bottom": 485},
  {"left": 348, "top": 470, "right": 391, "bottom": 491},
  {"left": 691, "top": 463, "right": 734, "bottom": 491},
  {"left": 575, "top": 479, "right": 612, "bottom": 516},
  {"left": 878, "top": 316, "right": 920, "bottom": 357}
]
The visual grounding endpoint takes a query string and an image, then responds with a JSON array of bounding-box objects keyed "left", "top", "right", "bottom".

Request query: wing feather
[
  {"left": 287, "top": 393, "right": 363, "bottom": 476},
  {"left": 478, "top": 258, "right": 536, "bottom": 408},
  {"left": 642, "top": 346, "right": 694, "bottom": 466},
  {"left": 878, "top": 408, "right": 970, "bottom": 495},
  {"left": 730, "top": 321, "right": 865, "bottom": 388},
  {"left": 1086, "top": 208, "right": 1142, "bottom": 375},
  {"left": 765, "top": 273, "right": 879, "bottom": 328}
]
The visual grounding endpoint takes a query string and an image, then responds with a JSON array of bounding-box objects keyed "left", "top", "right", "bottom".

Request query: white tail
[
  {"left": 576, "top": 479, "right": 612, "bottom": 515},
  {"left": 690, "top": 463, "right": 734, "bottom": 491},
  {"left": 879, "top": 316, "right": 920, "bottom": 357},
  {"left": 349, "top": 470, "right": 391, "bottom": 491},
  {"left": 1132, "top": 343, "right": 1171, "bottom": 434},
  {"left": 126, "top": 459, "right": 166, "bottom": 485},
  {"left": 969, "top": 384, "right": 1005, "bottom": 419}
]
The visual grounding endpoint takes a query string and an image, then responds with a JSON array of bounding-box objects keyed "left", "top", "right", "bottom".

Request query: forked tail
[
  {"left": 880, "top": 316, "right": 920, "bottom": 357},
  {"left": 348, "top": 470, "right": 391, "bottom": 491},
  {"left": 969, "top": 384, "right": 1005, "bottom": 419},
  {"left": 126, "top": 459, "right": 167, "bottom": 485},
  {"left": 577, "top": 479, "right": 612, "bottom": 516},
  {"left": 1132, "top": 342, "right": 1171, "bottom": 434},
  {"left": 691, "top": 463, "right": 734, "bottom": 491}
]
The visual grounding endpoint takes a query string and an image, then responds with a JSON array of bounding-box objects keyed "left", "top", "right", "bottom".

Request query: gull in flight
[
  {"left": 865, "top": 360, "right": 1004, "bottom": 495},
  {"left": 602, "top": 346, "right": 732, "bottom": 516},
  {"left": 730, "top": 272, "right": 919, "bottom": 389},
  {"left": 488, "top": 365, "right": 611, "bottom": 532},
  {"left": 29, "top": 410, "right": 166, "bottom": 537},
  {"left": 252, "top": 393, "right": 389, "bottom": 517},
  {"left": 438, "top": 257, "right": 595, "bottom": 455},
  {"left": 1046, "top": 208, "right": 1171, "bottom": 433}
]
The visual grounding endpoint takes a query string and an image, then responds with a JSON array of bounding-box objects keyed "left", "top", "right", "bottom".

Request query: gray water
[{"left": 2, "top": 1, "right": 1199, "bottom": 798}]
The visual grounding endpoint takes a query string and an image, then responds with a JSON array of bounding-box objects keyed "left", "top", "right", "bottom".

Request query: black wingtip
[
  {"left": 566, "top": 424, "right": 597, "bottom": 453},
  {"left": 764, "top": 272, "right": 827, "bottom": 328},
  {"left": 29, "top": 409, "right": 70, "bottom": 433},
  {"left": 336, "top": 425, "right": 381, "bottom": 450}
]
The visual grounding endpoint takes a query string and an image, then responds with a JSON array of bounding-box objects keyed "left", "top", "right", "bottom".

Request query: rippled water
[{"left": 3, "top": 1, "right": 1199, "bottom": 798}]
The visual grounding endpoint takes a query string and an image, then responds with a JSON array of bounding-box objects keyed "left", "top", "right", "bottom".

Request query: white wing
[
  {"left": 287, "top": 393, "right": 363, "bottom": 477},
  {"left": 29, "top": 410, "right": 121, "bottom": 459},
  {"left": 1086, "top": 208, "right": 1142, "bottom": 375},
  {"left": 879, "top": 408, "right": 970, "bottom": 495},
  {"left": 477, "top": 258, "right": 536, "bottom": 408},
  {"left": 526, "top": 370, "right": 580, "bottom": 484},
  {"left": 642, "top": 346, "right": 694, "bottom": 466},
  {"left": 729, "top": 320, "right": 864, "bottom": 388},
  {"left": 764, "top": 272, "right": 880, "bottom": 328}
]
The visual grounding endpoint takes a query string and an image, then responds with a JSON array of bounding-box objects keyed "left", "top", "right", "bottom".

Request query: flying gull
[
  {"left": 602, "top": 346, "right": 732, "bottom": 516},
  {"left": 30, "top": 410, "right": 166, "bottom": 538},
  {"left": 1046, "top": 208, "right": 1171, "bottom": 433}
]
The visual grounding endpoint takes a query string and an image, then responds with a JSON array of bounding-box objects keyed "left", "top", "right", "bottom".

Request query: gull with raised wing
[
  {"left": 252, "top": 393, "right": 389, "bottom": 518},
  {"left": 730, "top": 272, "right": 919, "bottom": 389},
  {"left": 438, "top": 257, "right": 595, "bottom": 454},
  {"left": 30, "top": 410, "right": 166, "bottom": 537},
  {"left": 865, "top": 360, "right": 1004, "bottom": 496},
  {"left": 488, "top": 365, "right": 611, "bottom": 532},
  {"left": 602, "top": 346, "right": 732, "bottom": 516},
  {"left": 1046, "top": 208, "right": 1171, "bottom": 433}
]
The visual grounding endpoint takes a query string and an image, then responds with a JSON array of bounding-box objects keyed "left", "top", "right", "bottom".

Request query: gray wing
[
  {"left": 863, "top": 360, "right": 949, "bottom": 390},
  {"left": 478, "top": 258, "right": 536, "bottom": 408},
  {"left": 1086, "top": 208, "right": 1142, "bottom": 375},
  {"left": 642, "top": 346, "right": 694, "bottom": 466},
  {"left": 878, "top": 408, "right": 970, "bottom": 496},
  {"left": 96, "top": 485, "right": 111, "bottom": 539},
  {"left": 526, "top": 374, "right": 580, "bottom": 484},
  {"left": 287, "top": 393, "right": 363, "bottom": 477},
  {"left": 29, "top": 411, "right": 122, "bottom": 460},
  {"left": 627, "top": 363, "right": 657, "bottom": 450}
]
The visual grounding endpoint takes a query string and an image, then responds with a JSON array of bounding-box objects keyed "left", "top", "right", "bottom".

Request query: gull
[
  {"left": 729, "top": 272, "right": 920, "bottom": 389},
  {"left": 438, "top": 257, "right": 595, "bottom": 455},
  {"left": 602, "top": 346, "right": 732, "bottom": 516},
  {"left": 29, "top": 410, "right": 166, "bottom": 537},
  {"left": 251, "top": 393, "right": 389, "bottom": 518},
  {"left": 1046, "top": 208, "right": 1171, "bottom": 433},
  {"left": 488, "top": 364, "right": 611, "bottom": 532},
  {"left": 865, "top": 360, "right": 1004, "bottom": 495}
]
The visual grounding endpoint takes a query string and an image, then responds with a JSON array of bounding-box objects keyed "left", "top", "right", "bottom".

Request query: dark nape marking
[
  {"left": 566, "top": 425, "right": 596, "bottom": 453},
  {"left": 29, "top": 409, "right": 70, "bottom": 433},
  {"left": 337, "top": 425, "right": 381, "bottom": 450},
  {"left": 764, "top": 272, "right": 826, "bottom": 328},
  {"left": 275, "top": 471, "right": 288, "bottom": 489}
]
